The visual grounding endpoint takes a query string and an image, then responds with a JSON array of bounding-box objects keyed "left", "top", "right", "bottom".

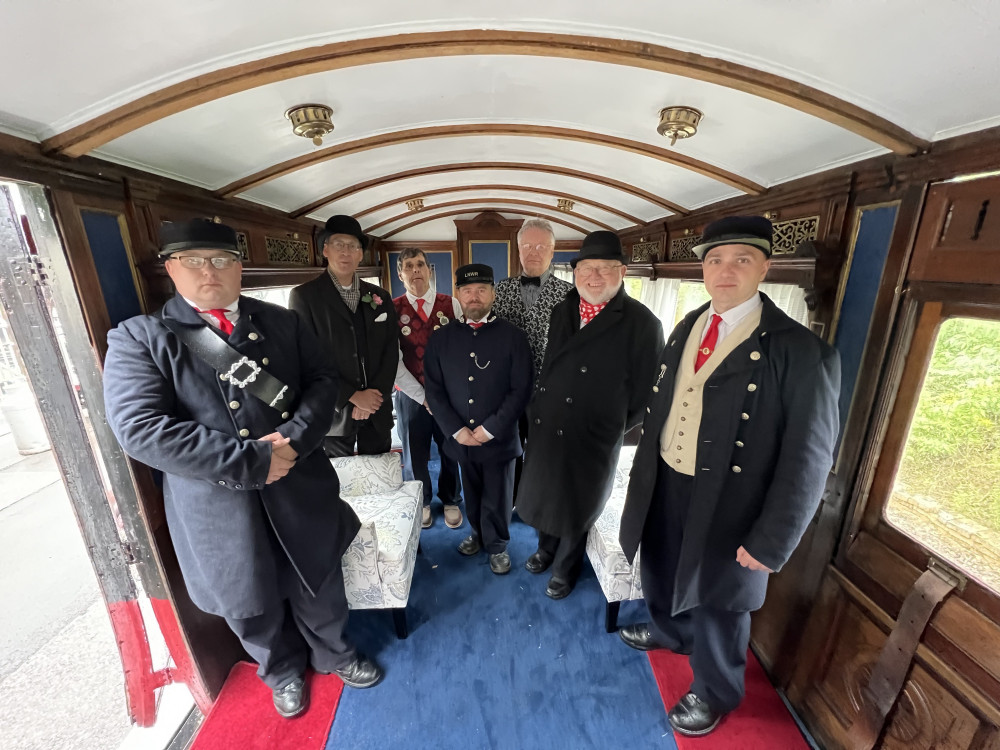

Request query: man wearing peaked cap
[
  {"left": 103, "top": 218, "right": 383, "bottom": 720},
  {"left": 617, "top": 215, "right": 840, "bottom": 736},
  {"left": 289, "top": 214, "right": 398, "bottom": 457},
  {"left": 516, "top": 230, "right": 664, "bottom": 600},
  {"left": 423, "top": 264, "right": 534, "bottom": 575}
]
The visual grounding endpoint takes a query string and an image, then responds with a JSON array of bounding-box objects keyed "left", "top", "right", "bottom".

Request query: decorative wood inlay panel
[
  {"left": 353, "top": 184, "right": 644, "bottom": 224},
  {"left": 290, "top": 162, "right": 686, "bottom": 218},
  {"left": 264, "top": 236, "right": 309, "bottom": 265},
  {"left": 630, "top": 241, "right": 660, "bottom": 262},
  {"left": 670, "top": 234, "right": 701, "bottom": 260},
  {"left": 772, "top": 215, "right": 820, "bottom": 255},
  {"left": 380, "top": 208, "right": 587, "bottom": 239},
  {"left": 365, "top": 197, "right": 612, "bottom": 232},
  {"left": 216, "top": 123, "right": 764, "bottom": 198},
  {"left": 42, "top": 30, "right": 927, "bottom": 158}
]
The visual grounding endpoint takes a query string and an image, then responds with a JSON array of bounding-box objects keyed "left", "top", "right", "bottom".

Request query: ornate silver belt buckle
[{"left": 225, "top": 356, "right": 261, "bottom": 389}]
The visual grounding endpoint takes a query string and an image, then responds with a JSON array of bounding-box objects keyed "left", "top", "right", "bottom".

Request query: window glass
[
  {"left": 623, "top": 277, "right": 643, "bottom": 299},
  {"left": 886, "top": 317, "right": 1000, "bottom": 592},
  {"left": 243, "top": 286, "right": 293, "bottom": 308}
]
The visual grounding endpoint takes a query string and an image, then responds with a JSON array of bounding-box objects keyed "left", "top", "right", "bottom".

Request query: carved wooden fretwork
[
  {"left": 669, "top": 234, "right": 701, "bottom": 261},
  {"left": 264, "top": 236, "right": 309, "bottom": 265},
  {"left": 631, "top": 241, "right": 660, "bottom": 262},
  {"left": 235, "top": 231, "right": 249, "bottom": 261},
  {"left": 772, "top": 215, "right": 820, "bottom": 255}
]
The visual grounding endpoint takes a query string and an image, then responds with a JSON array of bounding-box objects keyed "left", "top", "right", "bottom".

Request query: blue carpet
[{"left": 327, "top": 451, "right": 676, "bottom": 750}]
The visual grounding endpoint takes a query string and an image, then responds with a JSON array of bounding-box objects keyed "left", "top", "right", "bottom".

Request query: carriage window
[
  {"left": 243, "top": 286, "right": 293, "bottom": 308},
  {"left": 885, "top": 317, "right": 1000, "bottom": 593}
]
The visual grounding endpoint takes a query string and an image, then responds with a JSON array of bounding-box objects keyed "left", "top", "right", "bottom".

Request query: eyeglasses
[
  {"left": 520, "top": 243, "right": 554, "bottom": 253},
  {"left": 327, "top": 240, "right": 363, "bottom": 253},
  {"left": 171, "top": 255, "right": 239, "bottom": 269},
  {"left": 574, "top": 262, "right": 623, "bottom": 279}
]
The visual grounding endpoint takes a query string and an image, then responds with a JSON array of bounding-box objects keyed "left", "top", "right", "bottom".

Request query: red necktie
[
  {"left": 695, "top": 314, "right": 722, "bottom": 372},
  {"left": 415, "top": 298, "right": 429, "bottom": 322},
  {"left": 579, "top": 300, "right": 607, "bottom": 326},
  {"left": 199, "top": 308, "right": 234, "bottom": 336},
  {"left": 468, "top": 321, "right": 484, "bottom": 330}
]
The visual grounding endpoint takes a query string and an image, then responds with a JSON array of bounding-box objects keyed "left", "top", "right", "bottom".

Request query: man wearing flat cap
[
  {"left": 103, "top": 219, "right": 383, "bottom": 721},
  {"left": 516, "top": 231, "right": 664, "bottom": 600},
  {"left": 423, "top": 264, "right": 533, "bottom": 574},
  {"left": 617, "top": 215, "right": 840, "bottom": 737},
  {"left": 289, "top": 215, "right": 398, "bottom": 457}
]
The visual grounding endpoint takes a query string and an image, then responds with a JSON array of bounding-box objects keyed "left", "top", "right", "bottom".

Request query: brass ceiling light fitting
[
  {"left": 406, "top": 199, "right": 424, "bottom": 212},
  {"left": 557, "top": 198, "right": 575, "bottom": 212},
  {"left": 285, "top": 104, "right": 335, "bottom": 146},
  {"left": 657, "top": 106, "right": 703, "bottom": 146}
]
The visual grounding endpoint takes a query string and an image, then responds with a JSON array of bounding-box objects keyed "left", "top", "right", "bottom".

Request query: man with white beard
[{"left": 515, "top": 231, "right": 664, "bottom": 600}]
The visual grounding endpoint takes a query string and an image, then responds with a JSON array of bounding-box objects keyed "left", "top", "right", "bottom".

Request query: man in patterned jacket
[{"left": 392, "top": 247, "right": 465, "bottom": 530}]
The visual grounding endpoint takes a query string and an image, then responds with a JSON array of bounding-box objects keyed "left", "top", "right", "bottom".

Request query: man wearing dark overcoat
[
  {"left": 423, "top": 264, "right": 534, "bottom": 575},
  {"left": 103, "top": 219, "right": 383, "bottom": 720},
  {"left": 617, "top": 216, "right": 841, "bottom": 737},
  {"left": 516, "top": 231, "right": 664, "bottom": 599},
  {"left": 289, "top": 214, "right": 398, "bottom": 457},
  {"left": 392, "top": 247, "right": 465, "bottom": 530}
]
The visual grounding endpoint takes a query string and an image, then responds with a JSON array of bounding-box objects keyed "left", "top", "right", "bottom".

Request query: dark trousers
[
  {"left": 461, "top": 458, "right": 515, "bottom": 554},
  {"left": 536, "top": 530, "right": 589, "bottom": 583},
  {"left": 640, "top": 459, "right": 750, "bottom": 714},
  {"left": 323, "top": 418, "right": 392, "bottom": 457},
  {"left": 225, "top": 561, "right": 355, "bottom": 689},
  {"left": 395, "top": 391, "right": 460, "bottom": 507}
]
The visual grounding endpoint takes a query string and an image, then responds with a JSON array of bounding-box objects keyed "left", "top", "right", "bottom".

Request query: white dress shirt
[
  {"left": 395, "top": 289, "right": 464, "bottom": 403},
  {"left": 700, "top": 292, "right": 762, "bottom": 347},
  {"left": 183, "top": 297, "right": 239, "bottom": 329}
]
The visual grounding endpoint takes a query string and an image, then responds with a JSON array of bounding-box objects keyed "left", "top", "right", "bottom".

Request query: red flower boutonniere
[{"left": 361, "top": 292, "right": 383, "bottom": 310}]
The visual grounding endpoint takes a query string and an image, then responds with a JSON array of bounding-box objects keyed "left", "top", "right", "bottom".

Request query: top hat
[
  {"left": 691, "top": 216, "right": 773, "bottom": 260},
  {"left": 570, "top": 230, "right": 627, "bottom": 268},
  {"left": 455, "top": 263, "right": 495, "bottom": 287},
  {"left": 158, "top": 219, "right": 240, "bottom": 258},
  {"left": 323, "top": 215, "right": 368, "bottom": 250}
]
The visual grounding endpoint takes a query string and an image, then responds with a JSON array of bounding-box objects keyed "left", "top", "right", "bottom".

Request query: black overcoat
[
  {"left": 423, "top": 317, "right": 533, "bottom": 464},
  {"left": 619, "top": 294, "right": 841, "bottom": 615},
  {"left": 288, "top": 273, "right": 398, "bottom": 431},
  {"left": 516, "top": 286, "right": 664, "bottom": 537},
  {"left": 103, "top": 295, "right": 361, "bottom": 619}
]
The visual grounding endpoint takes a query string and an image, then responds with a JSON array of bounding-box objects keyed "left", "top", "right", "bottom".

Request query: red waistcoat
[{"left": 393, "top": 293, "right": 457, "bottom": 384}]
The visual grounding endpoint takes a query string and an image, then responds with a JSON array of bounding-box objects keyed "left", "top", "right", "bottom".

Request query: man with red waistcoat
[{"left": 393, "top": 248, "right": 465, "bottom": 530}]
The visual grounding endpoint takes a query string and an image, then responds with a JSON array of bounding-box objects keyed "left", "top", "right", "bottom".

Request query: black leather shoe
[
  {"left": 457, "top": 534, "right": 482, "bottom": 556},
  {"left": 545, "top": 576, "right": 575, "bottom": 600},
  {"left": 524, "top": 550, "right": 553, "bottom": 574},
  {"left": 272, "top": 676, "right": 308, "bottom": 718},
  {"left": 332, "top": 654, "right": 384, "bottom": 689},
  {"left": 620, "top": 622, "right": 668, "bottom": 652},
  {"left": 489, "top": 550, "right": 511, "bottom": 574},
  {"left": 668, "top": 692, "right": 723, "bottom": 736}
]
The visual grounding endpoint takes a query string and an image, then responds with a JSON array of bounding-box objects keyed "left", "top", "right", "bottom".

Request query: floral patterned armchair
[
  {"left": 586, "top": 446, "right": 643, "bottom": 633},
  {"left": 332, "top": 452, "right": 423, "bottom": 638}
]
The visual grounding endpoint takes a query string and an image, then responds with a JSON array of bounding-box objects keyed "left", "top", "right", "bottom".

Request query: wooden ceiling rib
[
  {"left": 41, "top": 30, "right": 928, "bottom": 158},
  {"left": 215, "top": 124, "right": 765, "bottom": 198},
  {"left": 289, "top": 161, "right": 687, "bottom": 218},
  {"left": 364, "top": 197, "right": 613, "bottom": 232},
  {"left": 353, "top": 184, "right": 644, "bottom": 224},
  {"left": 379, "top": 207, "right": 588, "bottom": 239}
]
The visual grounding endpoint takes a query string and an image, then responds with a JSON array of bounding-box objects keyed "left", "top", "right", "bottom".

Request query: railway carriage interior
[{"left": 1, "top": 3, "right": 999, "bottom": 749}]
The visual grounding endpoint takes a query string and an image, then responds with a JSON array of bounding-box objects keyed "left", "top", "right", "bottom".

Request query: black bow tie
[{"left": 520, "top": 276, "right": 541, "bottom": 287}]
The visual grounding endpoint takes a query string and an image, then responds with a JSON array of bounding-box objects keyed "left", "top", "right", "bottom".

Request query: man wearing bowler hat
[
  {"left": 617, "top": 215, "right": 840, "bottom": 736},
  {"left": 103, "top": 219, "right": 383, "bottom": 720},
  {"left": 516, "top": 231, "right": 664, "bottom": 600},
  {"left": 423, "top": 264, "right": 533, "bottom": 574},
  {"left": 289, "top": 215, "right": 398, "bottom": 457}
]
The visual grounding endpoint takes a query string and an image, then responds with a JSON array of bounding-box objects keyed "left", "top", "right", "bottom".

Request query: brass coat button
[
  {"left": 735, "top": 440, "right": 744, "bottom": 447},
  {"left": 248, "top": 333, "right": 258, "bottom": 341},
  {"left": 239, "top": 428, "right": 250, "bottom": 437},
  {"left": 747, "top": 384, "right": 757, "bottom": 392},
  {"left": 741, "top": 412, "right": 749, "bottom": 420},
  {"left": 281, "top": 411, "right": 290, "bottom": 419},
  {"left": 732, "top": 465, "right": 742, "bottom": 473},
  {"left": 262, "top": 357, "right": 269, "bottom": 365},
  {"left": 229, "top": 400, "right": 240, "bottom": 409},
  {"left": 750, "top": 351, "right": 761, "bottom": 361}
]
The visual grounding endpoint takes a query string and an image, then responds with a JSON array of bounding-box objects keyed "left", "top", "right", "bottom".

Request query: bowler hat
[
  {"left": 323, "top": 214, "right": 368, "bottom": 250},
  {"left": 691, "top": 216, "right": 773, "bottom": 260},
  {"left": 570, "top": 230, "right": 627, "bottom": 268},
  {"left": 455, "top": 263, "right": 494, "bottom": 287},
  {"left": 158, "top": 219, "right": 240, "bottom": 258}
]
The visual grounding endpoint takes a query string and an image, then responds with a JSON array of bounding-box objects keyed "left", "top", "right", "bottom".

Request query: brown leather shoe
[
  {"left": 421, "top": 505, "right": 432, "bottom": 529},
  {"left": 443, "top": 504, "right": 463, "bottom": 528}
]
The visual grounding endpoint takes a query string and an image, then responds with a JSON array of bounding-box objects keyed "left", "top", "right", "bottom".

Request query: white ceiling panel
[{"left": 384, "top": 211, "right": 584, "bottom": 242}]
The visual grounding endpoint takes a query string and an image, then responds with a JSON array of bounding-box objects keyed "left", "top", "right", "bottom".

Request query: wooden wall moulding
[
  {"left": 909, "top": 174, "right": 1000, "bottom": 285},
  {"left": 454, "top": 211, "right": 523, "bottom": 270}
]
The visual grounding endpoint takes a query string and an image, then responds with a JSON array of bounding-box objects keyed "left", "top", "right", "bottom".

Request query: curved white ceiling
[{"left": 2, "top": 2, "right": 999, "bottom": 240}]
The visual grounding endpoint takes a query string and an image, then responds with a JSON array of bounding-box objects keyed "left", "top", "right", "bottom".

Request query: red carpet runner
[
  {"left": 647, "top": 650, "right": 808, "bottom": 749},
  {"left": 190, "top": 662, "right": 344, "bottom": 750}
]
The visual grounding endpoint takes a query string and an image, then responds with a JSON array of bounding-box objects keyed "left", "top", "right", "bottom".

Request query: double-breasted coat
[
  {"left": 103, "top": 295, "right": 361, "bottom": 619},
  {"left": 619, "top": 294, "right": 841, "bottom": 615},
  {"left": 288, "top": 272, "right": 398, "bottom": 433},
  {"left": 423, "top": 317, "right": 534, "bottom": 465},
  {"left": 516, "top": 286, "right": 665, "bottom": 537}
]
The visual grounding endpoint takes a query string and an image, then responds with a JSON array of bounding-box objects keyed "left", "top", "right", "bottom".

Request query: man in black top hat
[
  {"left": 516, "top": 231, "right": 664, "bottom": 599},
  {"left": 289, "top": 215, "right": 398, "bottom": 457},
  {"left": 423, "top": 264, "right": 533, "bottom": 575},
  {"left": 103, "top": 219, "right": 383, "bottom": 720},
  {"left": 617, "top": 215, "right": 840, "bottom": 736}
]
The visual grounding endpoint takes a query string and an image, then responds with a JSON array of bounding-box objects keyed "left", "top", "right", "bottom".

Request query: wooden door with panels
[{"left": 787, "top": 175, "right": 1000, "bottom": 749}]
